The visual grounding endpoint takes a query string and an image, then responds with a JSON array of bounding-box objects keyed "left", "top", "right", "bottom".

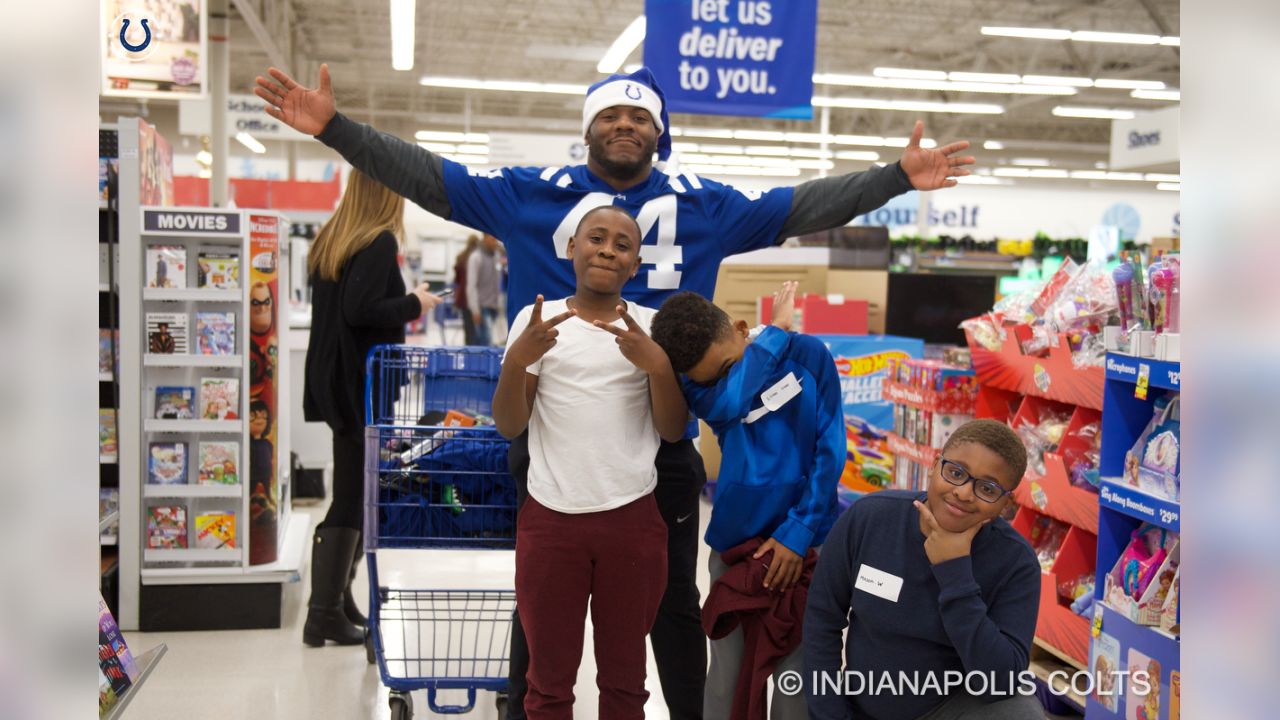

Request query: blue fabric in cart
[{"left": 376, "top": 428, "right": 516, "bottom": 545}]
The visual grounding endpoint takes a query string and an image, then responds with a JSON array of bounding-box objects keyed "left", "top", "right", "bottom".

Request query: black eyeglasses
[{"left": 938, "top": 458, "right": 1012, "bottom": 504}]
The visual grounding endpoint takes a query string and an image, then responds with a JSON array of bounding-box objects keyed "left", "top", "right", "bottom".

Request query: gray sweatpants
[{"left": 703, "top": 549, "right": 812, "bottom": 720}]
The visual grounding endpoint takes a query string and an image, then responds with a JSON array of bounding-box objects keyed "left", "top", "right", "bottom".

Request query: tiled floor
[{"left": 124, "top": 500, "right": 715, "bottom": 720}]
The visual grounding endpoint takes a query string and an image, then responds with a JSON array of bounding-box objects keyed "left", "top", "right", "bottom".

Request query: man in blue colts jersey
[{"left": 256, "top": 62, "right": 976, "bottom": 720}]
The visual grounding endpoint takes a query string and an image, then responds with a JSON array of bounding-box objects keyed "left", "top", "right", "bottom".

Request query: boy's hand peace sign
[
  {"left": 507, "top": 295, "right": 576, "bottom": 369},
  {"left": 595, "top": 306, "right": 670, "bottom": 376},
  {"left": 254, "top": 64, "right": 337, "bottom": 137}
]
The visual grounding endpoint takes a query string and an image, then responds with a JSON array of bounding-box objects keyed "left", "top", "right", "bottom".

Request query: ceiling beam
[{"left": 230, "top": 0, "right": 289, "bottom": 72}]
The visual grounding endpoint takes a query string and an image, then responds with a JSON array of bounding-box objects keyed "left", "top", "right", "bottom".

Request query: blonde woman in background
[{"left": 301, "top": 168, "right": 442, "bottom": 647}]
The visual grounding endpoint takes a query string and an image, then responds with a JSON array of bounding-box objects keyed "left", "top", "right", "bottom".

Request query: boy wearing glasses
[{"left": 804, "top": 419, "right": 1044, "bottom": 720}]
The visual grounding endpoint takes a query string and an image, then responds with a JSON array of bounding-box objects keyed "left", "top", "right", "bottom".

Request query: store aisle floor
[{"left": 125, "top": 498, "right": 714, "bottom": 719}]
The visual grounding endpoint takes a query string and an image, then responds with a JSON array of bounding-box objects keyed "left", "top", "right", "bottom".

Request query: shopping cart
[{"left": 363, "top": 345, "right": 516, "bottom": 719}]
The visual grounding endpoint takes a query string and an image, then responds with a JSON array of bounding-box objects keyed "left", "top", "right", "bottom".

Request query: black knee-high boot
[
  {"left": 344, "top": 531, "right": 368, "bottom": 627},
  {"left": 303, "top": 527, "right": 365, "bottom": 647}
]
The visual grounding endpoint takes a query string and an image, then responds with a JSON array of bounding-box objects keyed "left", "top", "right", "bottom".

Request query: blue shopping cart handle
[{"left": 427, "top": 687, "right": 477, "bottom": 714}]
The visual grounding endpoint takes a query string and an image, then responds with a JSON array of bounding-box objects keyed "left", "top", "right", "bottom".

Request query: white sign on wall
[
  {"left": 179, "top": 94, "right": 312, "bottom": 141},
  {"left": 853, "top": 185, "right": 1180, "bottom": 243},
  {"left": 487, "top": 133, "right": 587, "bottom": 167},
  {"left": 1110, "top": 106, "right": 1179, "bottom": 170}
]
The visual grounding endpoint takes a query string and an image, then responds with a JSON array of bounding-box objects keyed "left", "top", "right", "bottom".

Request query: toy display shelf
[
  {"left": 884, "top": 431, "right": 939, "bottom": 467},
  {"left": 979, "top": 392, "right": 1102, "bottom": 535},
  {"left": 1012, "top": 505, "right": 1097, "bottom": 669},
  {"left": 1085, "top": 353, "right": 1180, "bottom": 720},
  {"left": 881, "top": 379, "right": 977, "bottom": 414},
  {"left": 1083, "top": 604, "right": 1180, "bottom": 720},
  {"left": 964, "top": 321, "right": 1104, "bottom": 410}
]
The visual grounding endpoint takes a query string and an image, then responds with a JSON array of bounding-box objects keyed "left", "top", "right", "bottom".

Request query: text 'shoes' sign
[{"left": 644, "top": 0, "right": 817, "bottom": 119}]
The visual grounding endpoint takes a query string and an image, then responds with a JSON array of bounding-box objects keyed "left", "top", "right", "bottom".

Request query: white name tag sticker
[
  {"left": 855, "top": 563, "right": 903, "bottom": 603},
  {"left": 761, "top": 372, "right": 802, "bottom": 411}
]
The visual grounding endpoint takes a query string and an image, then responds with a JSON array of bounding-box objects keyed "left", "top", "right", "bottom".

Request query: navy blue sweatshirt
[{"left": 803, "top": 490, "right": 1040, "bottom": 720}]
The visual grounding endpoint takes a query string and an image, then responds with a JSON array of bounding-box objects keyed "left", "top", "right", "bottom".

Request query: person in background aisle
[
  {"left": 300, "top": 168, "right": 443, "bottom": 648},
  {"left": 256, "top": 62, "right": 974, "bottom": 719},
  {"left": 492, "top": 205, "right": 687, "bottom": 719},
  {"left": 804, "top": 419, "right": 1042, "bottom": 720},
  {"left": 453, "top": 235, "right": 480, "bottom": 345},
  {"left": 651, "top": 282, "right": 843, "bottom": 720},
  {"left": 468, "top": 233, "right": 505, "bottom": 346}
]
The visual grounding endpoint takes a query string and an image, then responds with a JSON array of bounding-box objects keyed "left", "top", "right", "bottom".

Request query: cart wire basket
[{"left": 363, "top": 345, "right": 516, "bottom": 718}]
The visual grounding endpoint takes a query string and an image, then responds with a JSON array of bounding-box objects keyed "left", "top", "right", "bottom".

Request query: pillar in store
[{"left": 209, "top": 0, "right": 229, "bottom": 206}]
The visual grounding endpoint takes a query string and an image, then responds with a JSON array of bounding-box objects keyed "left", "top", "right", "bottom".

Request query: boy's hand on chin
[
  {"left": 595, "top": 306, "right": 671, "bottom": 376},
  {"left": 915, "top": 500, "right": 987, "bottom": 565}
]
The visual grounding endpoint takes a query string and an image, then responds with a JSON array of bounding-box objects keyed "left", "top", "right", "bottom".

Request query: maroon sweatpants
[{"left": 515, "top": 493, "right": 668, "bottom": 720}]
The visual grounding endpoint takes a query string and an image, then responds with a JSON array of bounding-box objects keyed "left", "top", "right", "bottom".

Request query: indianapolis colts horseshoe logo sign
[
  {"left": 119, "top": 18, "right": 152, "bottom": 52},
  {"left": 111, "top": 12, "right": 156, "bottom": 61},
  {"left": 624, "top": 84, "right": 642, "bottom": 100}
]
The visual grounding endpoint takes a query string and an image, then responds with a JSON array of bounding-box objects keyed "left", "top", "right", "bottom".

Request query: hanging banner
[
  {"left": 643, "top": 0, "right": 816, "bottom": 119},
  {"left": 101, "top": 0, "right": 208, "bottom": 99},
  {"left": 248, "top": 215, "right": 280, "bottom": 565}
]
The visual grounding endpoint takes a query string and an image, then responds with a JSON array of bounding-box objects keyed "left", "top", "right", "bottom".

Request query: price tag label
[{"left": 1135, "top": 363, "right": 1151, "bottom": 400}]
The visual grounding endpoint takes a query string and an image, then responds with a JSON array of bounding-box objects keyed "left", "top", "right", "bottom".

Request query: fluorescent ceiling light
[
  {"left": 1132, "top": 88, "right": 1180, "bottom": 101},
  {"left": 1156, "top": 183, "right": 1180, "bottom": 191},
  {"left": 993, "top": 168, "right": 1032, "bottom": 177},
  {"left": 419, "top": 76, "right": 588, "bottom": 95},
  {"left": 415, "top": 130, "right": 490, "bottom": 143},
  {"left": 456, "top": 144, "right": 490, "bottom": 154},
  {"left": 235, "top": 132, "right": 265, "bottom": 154},
  {"left": 390, "top": 0, "right": 415, "bottom": 71},
  {"left": 623, "top": 63, "right": 642, "bottom": 73},
  {"left": 1070, "top": 170, "right": 1111, "bottom": 180},
  {"left": 1095, "top": 79, "right": 1166, "bottom": 90},
  {"left": 835, "top": 150, "right": 881, "bottom": 162},
  {"left": 814, "top": 73, "right": 1075, "bottom": 96},
  {"left": 874, "top": 67, "right": 948, "bottom": 80},
  {"left": 983, "top": 26, "right": 1179, "bottom": 47},
  {"left": 814, "top": 96, "right": 1003, "bottom": 114},
  {"left": 783, "top": 132, "right": 829, "bottom": 143},
  {"left": 684, "top": 164, "right": 802, "bottom": 178},
  {"left": 694, "top": 144, "right": 745, "bottom": 155},
  {"left": 1108, "top": 172, "right": 1145, "bottom": 181},
  {"left": 733, "top": 130, "right": 786, "bottom": 141},
  {"left": 597, "top": 16, "right": 646, "bottom": 74},
  {"left": 417, "top": 142, "right": 457, "bottom": 153},
  {"left": 1144, "top": 173, "right": 1181, "bottom": 182},
  {"left": 1028, "top": 168, "right": 1069, "bottom": 178},
  {"left": 1095, "top": 162, "right": 1108, "bottom": 169},
  {"left": 884, "top": 137, "right": 938, "bottom": 148},
  {"left": 1053, "top": 106, "right": 1136, "bottom": 120},
  {"left": 672, "top": 142, "right": 700, "bottom": 152},
  {"left": 981, "top": 26, "right": 1072, "bottom": 40},
  {"left": 678, "top": 128, "right": 734, "bottom": 139},
  {"left": 1022, "top": 75, "right": 1094, "bottom": 87},
  {"left": 834, "top": 135, "right": 886, "bottom": 147},
  {"left": 983, "top": 140, "right": 1004, "bottom": 150},
  {"left": 1071, "top": 31, "right": 1160, "bottom": 44},
  {"left": 1012, "top": 157, "right": 1051, "bottom": 166},
  {"left": 957, "top": 175, "right": 1011, "bottom": 185},
  {"left": 948, "top": 71, "right": 1022, "bottom": 84}
]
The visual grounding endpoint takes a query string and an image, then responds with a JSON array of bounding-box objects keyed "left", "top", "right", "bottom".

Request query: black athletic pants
[{"left": 505, "top": 433, "right": 707, "bottom": 719}]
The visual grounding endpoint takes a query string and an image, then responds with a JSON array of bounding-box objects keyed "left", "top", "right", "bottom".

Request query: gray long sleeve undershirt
[{"left": 314, "top": 112, "right": 915, "bottom": 243}]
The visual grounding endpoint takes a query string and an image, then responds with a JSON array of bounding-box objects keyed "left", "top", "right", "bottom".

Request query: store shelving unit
[
  {"left": 1083, "top": 353, "right": 1181, "bottom": 720},
  {"left": 101, "top": 644, "right": 168, "bottom": 720},
  {"left": 965, "top": 322, "right": 1105, "bottom": 674},
  {"left": 99, "top": 124, "right": 122, "bottom": 613},
  {"left": 881, "top": 373, "right": 976, "bottom": 491},
  {"left": 111, "top": 115, "right": 308, "bottom": 632}
]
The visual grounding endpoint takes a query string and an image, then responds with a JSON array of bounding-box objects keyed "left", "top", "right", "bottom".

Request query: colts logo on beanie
[{"left": 582, "top": 67, "right": 672, "bottom": 165}]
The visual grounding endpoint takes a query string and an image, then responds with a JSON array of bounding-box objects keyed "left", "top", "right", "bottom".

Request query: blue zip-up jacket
[{"left": 684, "top": 327, "right": 845, "bottom": 556}]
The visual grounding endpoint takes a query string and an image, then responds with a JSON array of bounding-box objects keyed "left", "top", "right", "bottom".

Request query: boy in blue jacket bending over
[{"left": 651, "top": 282, "right": 844, "bottom": 720}]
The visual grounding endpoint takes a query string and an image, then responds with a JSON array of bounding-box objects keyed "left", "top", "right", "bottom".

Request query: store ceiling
[{"left": 218, "top": 0, "right": 1179, "bottom": 174}]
